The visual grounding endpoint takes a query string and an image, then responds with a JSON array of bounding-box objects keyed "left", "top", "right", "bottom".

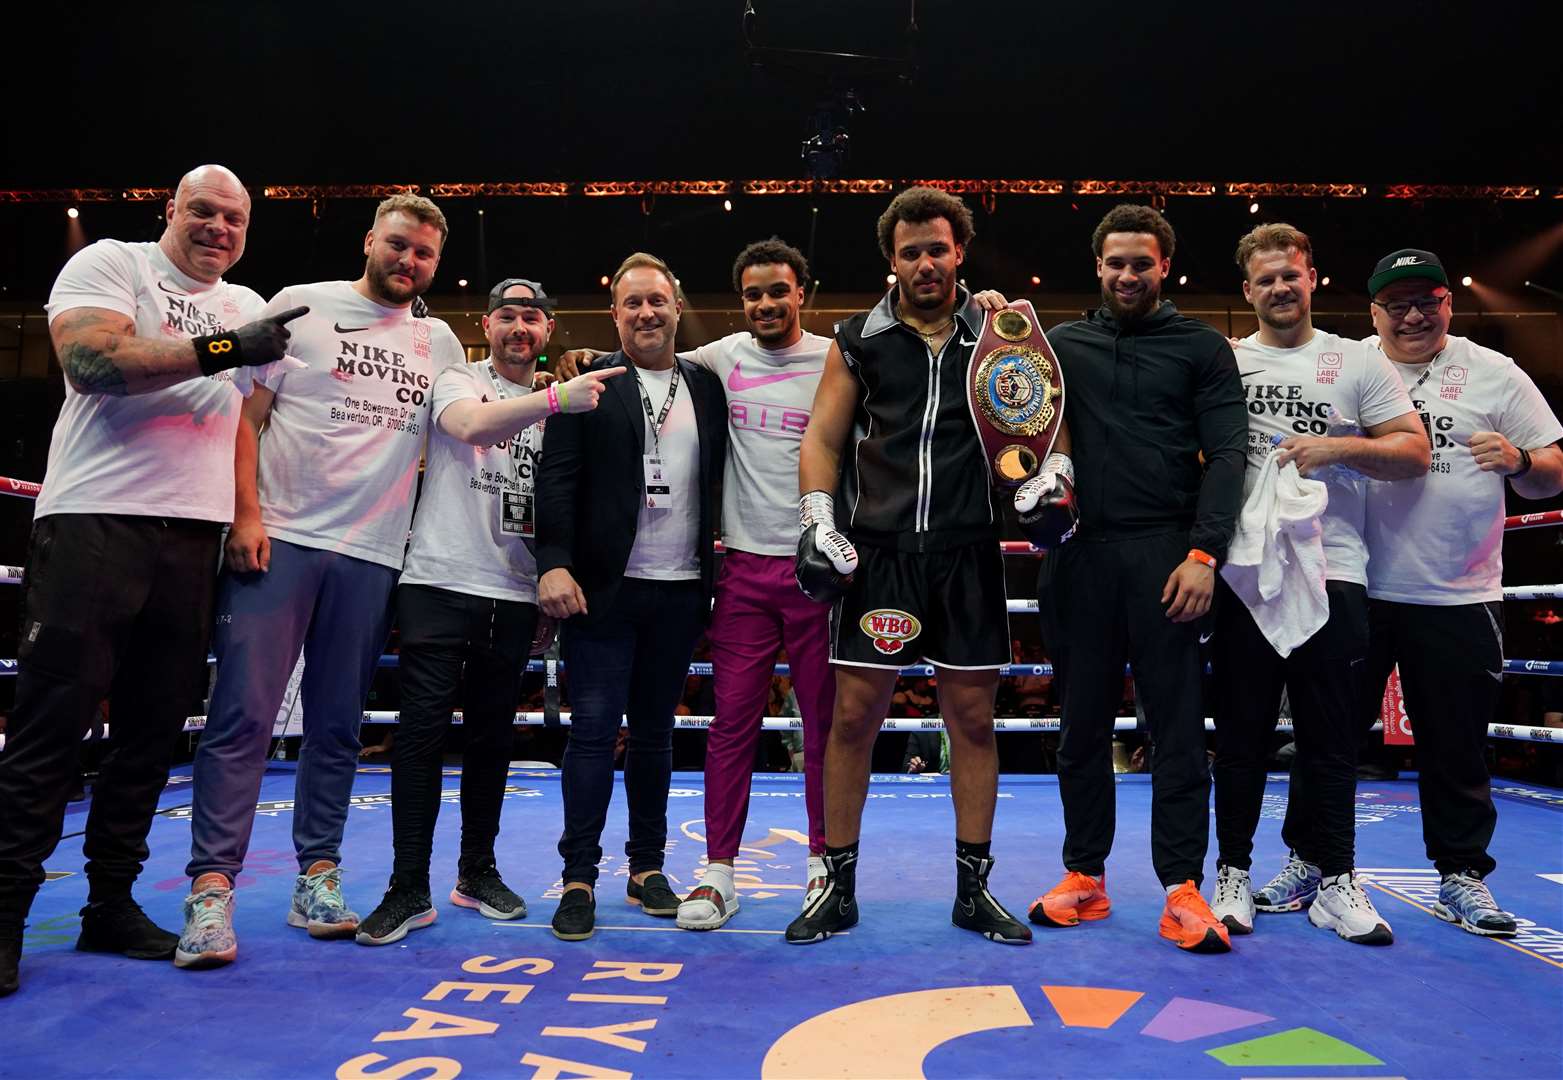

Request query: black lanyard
[
  {"left": 634, "top": 363, "right": 680, "bottom": 453},
  {"left": 1401, "top": 349, "right": 1445, "bottom": 398}
]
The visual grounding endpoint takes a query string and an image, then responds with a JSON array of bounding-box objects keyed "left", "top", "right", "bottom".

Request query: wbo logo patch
[{"left": 860, "top": 608, "right": 921, "bottom": 655}]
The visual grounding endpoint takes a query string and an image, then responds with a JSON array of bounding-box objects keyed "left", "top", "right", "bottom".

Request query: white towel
[{"left": 1220, "top": 453, "right": 1330, "bottom": 658}]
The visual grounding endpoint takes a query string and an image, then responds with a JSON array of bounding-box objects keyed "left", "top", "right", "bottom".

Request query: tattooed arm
[{"left": 49, "top": 307, "right": 206, "bottom": 397}]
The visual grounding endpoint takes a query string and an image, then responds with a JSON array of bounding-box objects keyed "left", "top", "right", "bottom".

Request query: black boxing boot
[
  {"left": 785, "top": 845, "right": 859, "bottom": 944},
  {"left": 953, "top": 843, "right": 1032, "bottom": 945}
]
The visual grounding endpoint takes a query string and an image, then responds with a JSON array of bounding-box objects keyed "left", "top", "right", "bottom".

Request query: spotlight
[
  {"left": 1461, "top": 275, "right": 1473, "bottom": 287},
  {"left": 886, "top": 273, "right": 895, "bottom": 284},
  {"left": 457, "top": 278, "right": 468, "bottom": 288},
  {"left": 599, "top": 275, "right": 610, "bottom": 287},
  {"left": 66, "top": 207, "right": 79, "bottom": 219},
  {"left": 1177, "top": 275, "right": 1188, "bottom": 286},
  {"left": 1321, "top": 275, "right": 1330, "bottom": 286},
  {"left": 722, "top": 199, "right": 732, "bottom": 212},
  {"left": 1248, "top": 201, "right": 1260, "bottom": 214},
  {"left": 1030, "top": 275, "right": 1041, "bottom": 286}
]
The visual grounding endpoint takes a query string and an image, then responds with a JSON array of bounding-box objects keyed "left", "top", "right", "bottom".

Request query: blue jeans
[
  {"left": 187, "top": 539, "right": 396, "bottom": 880},
  {"left": 557, "top": 578, "right": 706, "bottom": 886}
]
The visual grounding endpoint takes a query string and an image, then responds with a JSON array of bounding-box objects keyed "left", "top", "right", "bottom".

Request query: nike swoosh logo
[
  {"left": 335, "top": 323, "right": 370, "bottom": 334},
  {"left": 1199, "top": 632, "right": 1214, "bottom": 644},
  {"left": 1238, "top": 369, "right": 1267, "bottom": 379},
  {"left": 1487, "top": 670, "right": 1504, "bottom": 682},
  {"left": 157, "top": 281, "right": 188, "bottom": 296},
  {"left": 727, "top": 360, "right": 821, "bottom": 392},
  {"left": 958, "top": 897, "right": 976, "bottom": 916}
]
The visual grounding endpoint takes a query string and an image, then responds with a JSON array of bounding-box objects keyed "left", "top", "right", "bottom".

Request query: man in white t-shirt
[
  {"left": 558, "top": 238, "right": 835, "bottom": 930},
  {"left": 0, "top": 165, "right": 303, "bottom": 997},
  {"left": 668, "top": 239, "right": 837, "bottom": 929},
  {"left": 176, "top": 195, "right": 466, "bottom": 969},
  {"left": 536, "top": 253, "right": 728, "bottom": 942},
  {"left": 1208, "top": 225, "right": 1429, "bottom": 946},
  {"left": 355, "top": 278, "right": 621, "bottom": 946},
  {"left": 1345, "top": 248, "right": 1559, "bottom": 937}
]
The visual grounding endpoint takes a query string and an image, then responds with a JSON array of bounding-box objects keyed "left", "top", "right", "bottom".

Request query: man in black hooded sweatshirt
[{"left": 1028, "top": 204, "right": 1248, "bottom": 954}]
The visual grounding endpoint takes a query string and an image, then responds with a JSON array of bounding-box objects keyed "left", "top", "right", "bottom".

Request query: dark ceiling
[
  {"left": 7, "top": 0, "right": 1558, "bottom": 186},
  {"left": 2, "top": 0, "right": 1559, "bottom": 302}
]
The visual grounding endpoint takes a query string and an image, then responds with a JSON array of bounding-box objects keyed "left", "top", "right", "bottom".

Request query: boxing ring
[{"left": 2, "top": 476, "right": 1562, "bottom": 1079}]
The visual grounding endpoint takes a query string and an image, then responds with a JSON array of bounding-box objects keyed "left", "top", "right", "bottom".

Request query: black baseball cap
[
  {"left": 1367, "top": 249, "right": 1448, "bottom": 297},
  {"left": 488, "top": 278, "right": 556, "bottom": 313}
]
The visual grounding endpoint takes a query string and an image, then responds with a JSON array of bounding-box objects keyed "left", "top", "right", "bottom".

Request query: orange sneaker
[
  {"left": 1027, "top": 870, "right": 1110, "bottom": 927},
  {"left": 1159, "top": 880, "right": 1232, "bottom": 953}
]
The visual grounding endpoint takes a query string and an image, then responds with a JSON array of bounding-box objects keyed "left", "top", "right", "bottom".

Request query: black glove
[
  {"left": 193, "top": 306, "right": 309, "bottom": 375},
  {"left": 1014, "top": 453, "right": 1079, "bottom": 549},
  {"left": 796, "top": 491, "right": 859, "bottom": 603}
]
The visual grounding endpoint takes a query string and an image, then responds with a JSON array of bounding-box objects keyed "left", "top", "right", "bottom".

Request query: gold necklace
[{"left": 902, "top": 315, "right": 954, "bottom": 349}]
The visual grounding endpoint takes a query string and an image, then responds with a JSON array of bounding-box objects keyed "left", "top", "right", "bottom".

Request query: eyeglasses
[{"left": 1372, "top": 294, "right": 1448, "bottom": 319}]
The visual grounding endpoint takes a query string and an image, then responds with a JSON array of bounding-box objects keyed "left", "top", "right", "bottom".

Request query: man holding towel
[{"left": 1209, "top": 224, "right": 1428, "bottom": 945}]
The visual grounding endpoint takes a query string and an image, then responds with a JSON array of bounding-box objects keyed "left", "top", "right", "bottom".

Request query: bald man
[{"left": 0, "top": 165, "right": 303, "bottom": 996}]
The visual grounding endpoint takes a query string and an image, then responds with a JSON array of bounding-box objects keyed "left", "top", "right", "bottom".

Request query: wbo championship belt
[{"left": 966, "top": 299, "right": 1065, "bottom": 487}]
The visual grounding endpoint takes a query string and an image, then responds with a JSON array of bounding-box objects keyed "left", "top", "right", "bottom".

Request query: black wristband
[
  {"left": 1509, "top": 447, "right": 1532, "bottom": 480},
  {"left": 193, "top": 331, "right": 244, "bottom": 376}
]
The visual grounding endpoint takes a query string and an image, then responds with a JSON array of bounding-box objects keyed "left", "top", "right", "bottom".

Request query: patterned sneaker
[
  {"left": 1254, "top": 851, "right": 1321, "bottom": 912},
  {"left": 786, "top": 849, "right": 858, "bottom": 944},
  {"left": 175, "top": 879, "right": 237, "bottom": 969},
  {"left": 1210, "top": 865, "right": 1254, "bottom": 935},
  {"left": 357, "top": 880, "right": 437, "bottom": 946},
  {"left": 451, "top": 864, "right": 527, "bottom": 920},
  {"left": 1159, "top": 881, "right": 1232, "bottom": 953},
  {"left": 1309, "top": 872, "right": 1393, "bottom": 945},
  {"left": 1028, "top": 870, "right": 1110, "bottom": 927},
  {"left": 952, "top": 853, "right": 1031, "bottom": 945},
  {"left": 1434, "top": 871, "right": 1518, "bottom": 937},
  {"left": 288, "top": 861, "right": 360, "bottom": 939}
]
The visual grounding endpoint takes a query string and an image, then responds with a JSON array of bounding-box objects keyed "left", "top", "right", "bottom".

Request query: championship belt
[{"left": 967, "top": 300, "right": 1065, "bottom": 488}]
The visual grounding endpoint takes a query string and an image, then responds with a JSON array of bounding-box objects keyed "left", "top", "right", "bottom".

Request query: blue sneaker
[
  {"left": 1254, "top": 851, "right": 1321, "bottom": 912},
  {"left": 288, "top": 862, "right": 360, "bottom": 939},
  {"left": 175, "top": 880, "right": 237, "bottom": 969},
  {"left": 1434, "top": 871, "right": 1517, "bottom": 937}
]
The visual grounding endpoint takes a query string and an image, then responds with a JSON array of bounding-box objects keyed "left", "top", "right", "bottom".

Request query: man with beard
[
  {"left": 356, "top": 279, "right": 623, "bottom": 945},
  {"left": 1029, "top": 204, "right": 1247, "bottom": 953},
  {"left": 555, "top": 238, "right": 838, "bottom": 930},
  {"left": 790, "top": 186, "right": 1070, "bottom": 945},
  {"left": 1279, "top": 249, "right": 1562, "bottom": 938},
  {"left": 177, "top": 195, "right": 465, "bottom": 968},
  {"left": 1209, "top": 224, "right": 1428, "bottom": 945},
  {"left": 0, "top": 165, "right": 300, "bottom": 996}
]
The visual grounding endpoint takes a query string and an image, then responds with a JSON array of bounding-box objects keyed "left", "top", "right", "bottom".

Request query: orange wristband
[{"left": 1187, "top": 548, "right": 1217, "bottom": 569}]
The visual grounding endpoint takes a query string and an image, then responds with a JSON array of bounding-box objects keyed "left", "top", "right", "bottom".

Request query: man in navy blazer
[{"left": 536, "top": 252, "right": 727, "bottom": 941}]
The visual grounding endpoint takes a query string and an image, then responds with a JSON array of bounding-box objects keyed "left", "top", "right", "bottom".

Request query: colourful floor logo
[{"left": 761, "top": 984, "right": 1386, "bottom": 1078}]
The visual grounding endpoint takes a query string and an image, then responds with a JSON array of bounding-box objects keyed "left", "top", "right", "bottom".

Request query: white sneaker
[
  {"left": 1210, "top": 865, "right": 1254, "bottom": 935},
  {"left": 1308, "top": 872, "right": 1393, "bottom": 945},
  {"left": 803, "top": 856, "right": 827, "bottom": 911}
]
